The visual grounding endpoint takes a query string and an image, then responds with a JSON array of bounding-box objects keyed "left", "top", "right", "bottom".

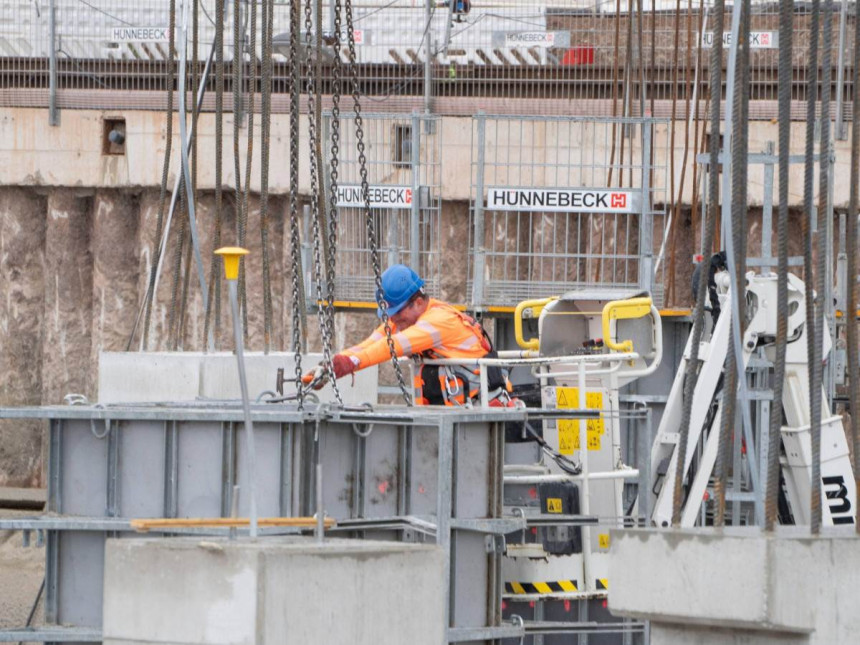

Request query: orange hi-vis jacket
[{"left": 342, "top": 298, "right": 490, "bottom": 369}]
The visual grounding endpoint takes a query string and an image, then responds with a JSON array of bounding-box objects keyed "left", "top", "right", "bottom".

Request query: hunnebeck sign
[{"left": 486, "top": 187, "right": 641, "bottom": 214}]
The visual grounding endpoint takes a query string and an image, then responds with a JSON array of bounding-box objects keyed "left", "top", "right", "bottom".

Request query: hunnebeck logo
[
  {"left": 336, "top": 185, "right": 412, "bottom": 209},
  {"left": 486, "top": 187, "right": 639, "bottom": 214}
]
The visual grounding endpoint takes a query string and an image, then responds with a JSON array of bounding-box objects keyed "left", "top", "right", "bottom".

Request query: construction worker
[{"left": 304, "top": 264, "right": 513, "bottom": 406}]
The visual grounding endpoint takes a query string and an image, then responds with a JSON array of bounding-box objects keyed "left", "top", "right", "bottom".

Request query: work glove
[
  {"left": 332, "top": 353, "right": 358, "bottom": 379},
  {"left": 301, "top": 364, "right": 327, "bottom": 390},
  {"left": 301, "top": 355, "right": 357, "bottom": 390}
]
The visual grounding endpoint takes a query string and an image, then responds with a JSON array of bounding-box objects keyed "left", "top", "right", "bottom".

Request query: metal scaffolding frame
[{"left": 0, "top": 401, "right": 598, "bottom": 645}]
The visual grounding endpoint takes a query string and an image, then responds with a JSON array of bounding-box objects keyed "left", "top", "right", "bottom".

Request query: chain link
[
  {"left": 289, "top": 0, "right": 305, "bottom": 408},
  {"left": 344, "top": 0, "right": 412, "bottom": 405},
  {"left": 305, "top": 0, "right": 344, "bottom": 405},
  {"left": 324, "top": 0, "right": 343, "bottom": 350}
]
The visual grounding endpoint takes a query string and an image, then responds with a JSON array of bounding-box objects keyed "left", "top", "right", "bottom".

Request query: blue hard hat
[{"left": 376, "top": 264, "right": 425, "bottom": 317}]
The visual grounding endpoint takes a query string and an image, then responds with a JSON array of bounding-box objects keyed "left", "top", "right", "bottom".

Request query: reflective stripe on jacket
[{"left": 343, "top": 299, "right": 490, "bottom": 369}]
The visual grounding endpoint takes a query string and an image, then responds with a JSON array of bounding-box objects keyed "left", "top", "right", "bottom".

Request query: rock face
[{"left": 0, "top": 189, "right": 46, "bottom": 487}]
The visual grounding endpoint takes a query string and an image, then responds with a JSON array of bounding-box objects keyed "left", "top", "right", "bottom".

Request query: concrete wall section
[
  {"left": 2, "top": 108, "right": 857, "bottom": 207},
  {"left": 609, "top": 528, "right": 860, "bottom": 645},
  {"left": 0, "top": 189, "right": 46, "bottom": 487},
  {"left": 97, "top": 352, "right": 379, "bottom": 406},
  {"left": 102, "top": 537, "right": 446, "bottom": 645}
]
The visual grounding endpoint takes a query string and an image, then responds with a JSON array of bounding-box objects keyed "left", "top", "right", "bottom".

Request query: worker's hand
[
  {"left": 332, "top": 354, "right": 358, "bottom": 379},
  {"left": 301, "top": 365, "right": 327, "bottom": 390}
]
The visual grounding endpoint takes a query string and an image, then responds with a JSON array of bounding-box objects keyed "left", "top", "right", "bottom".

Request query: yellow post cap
[{"left": 214, "top": 246, "right": 250, "bottom": 280}]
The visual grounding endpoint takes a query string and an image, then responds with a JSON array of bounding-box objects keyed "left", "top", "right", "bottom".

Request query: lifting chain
[
  {"left": 344, "top": 0, "right": 412, "bottom": 405},
  {"left": 305, "top": 0, "right": 344, "bottom": 405},
  {"left": 288, "top": 0, "right": 305, "bottom": 407},
  {"left": 325, "top": 0, "right": 343, "bottom": 350}
]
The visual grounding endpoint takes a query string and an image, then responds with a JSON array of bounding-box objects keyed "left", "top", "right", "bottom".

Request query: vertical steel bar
[
  {"left": 177, "top": 0, "right": 212, "bottom": 351},
  {"left": 48, "top": 0, "right": 57, "bottom": 126},
  {"left": 279, "top": 424, "right": 292, "bottom": 517},
  {"left": 315, "top": 419, "right": 324, "bottom": 542},
  {"left": 227, "top": 278, "right": 259, "bottom": 538},
  {"left": 106, "top": 419, "right": 118, "bottom": 518},
  {"left": 762, "top": 144, "right": 775, "bottom": 273},
  {"left": 835, "top": 0, "right": 849, "bottom": 140},
  {"left": 436, "top": 418, "right": 454, "bottom": 634},
  {"left": 638, "top": 406, "right": 652, "bottom": 523},
  {"left": 578, "top": 361, "right": 592, "bottom": 593},
  {"left": 471, "top": 114, "right": 487, "bottom": 307},
  {"left": 411, "top": 113, "right": 421, "bottom": 270},
  {"left": 424, "top": 0, "right": 432, "bottom": 114},
  {"left": 47, "top": 420, "right": 62, "bottom": 514},
  {"left": 639, "top": 121, "right": 653, "bottom": 293}
]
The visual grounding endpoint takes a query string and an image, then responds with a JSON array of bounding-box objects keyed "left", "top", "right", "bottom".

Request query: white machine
[
  {"left": 501, "top": 292, "right": 662, "bottom": 601},
  {"left": 649, "top": 271, "right": 856, "bottom": 528}
]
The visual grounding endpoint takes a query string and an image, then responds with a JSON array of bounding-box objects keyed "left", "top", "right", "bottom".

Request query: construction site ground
[{"left": 0, "top": 508, "right": 45, "bottom": 637}]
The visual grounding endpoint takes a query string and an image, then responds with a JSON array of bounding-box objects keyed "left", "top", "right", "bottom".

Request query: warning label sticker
[
  {"left": 546, "top": 497, "right": 563, "bottom": 513},
  {"left": 555, "top": 387, "right": 605, "bottom": 455},
  {"left": 487, "top": 187, "right": 640, "bottom": 214},
  {"left": 335, "top": 185, "right": 413, "bottom": 209}
]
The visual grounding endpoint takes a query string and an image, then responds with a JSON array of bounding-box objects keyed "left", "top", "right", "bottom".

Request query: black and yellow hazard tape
[
  {"left": 504, "top": 580, "right": 579, "bottom": 594},
  {"left": 596, "top": 578, "right": 609, "bottom": 590}
]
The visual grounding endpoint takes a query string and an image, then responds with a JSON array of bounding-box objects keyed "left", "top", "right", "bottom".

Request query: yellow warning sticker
[
  {"left": 546, "top": 497, "right": 563, "bottom": 513},
  {"left": 555, "top": 388, "right": 605, "bottom": 455},
  {"left": 598, "top": 533, "right": 610, "bottom": 550}
]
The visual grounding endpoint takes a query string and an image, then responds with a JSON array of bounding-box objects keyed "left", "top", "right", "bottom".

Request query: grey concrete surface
[
  {"left": 609, "top": 527, "right": 860, "bottom": 644},
  {"left": 103, "top": 537, "right": 445, "bottom": 645},
  {"left": 97, "top": 351, "right": 379, "bottom": 405}
]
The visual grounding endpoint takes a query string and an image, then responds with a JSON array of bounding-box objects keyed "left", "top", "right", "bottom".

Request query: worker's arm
[{"left": 343, "top": 320, "right": 442, "bottom": 369}]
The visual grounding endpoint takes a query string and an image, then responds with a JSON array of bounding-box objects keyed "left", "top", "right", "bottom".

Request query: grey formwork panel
[{"left": 0, "top": 403, "right": 535, "bottom": 645}]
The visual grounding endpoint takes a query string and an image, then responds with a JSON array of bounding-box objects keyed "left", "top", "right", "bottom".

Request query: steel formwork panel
[{"left": 0, "top": 402, "right": 564, "bottom": 644}]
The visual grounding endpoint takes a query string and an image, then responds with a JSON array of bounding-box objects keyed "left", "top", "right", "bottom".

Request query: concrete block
[
  {"left": 608, "top": 528, "right": 814, "bottom": 633},
  {"left": 103, "top": 537, "right": 445, "bottom": 645},
  {"left": 98, "top": 352, "right": 202, "bottom": 404},
  {"left": 98, "top": 352, "right": 378, "bottom": 405},
  {"left": 609, "top": 527, "right": 860, "bottom": 644}
]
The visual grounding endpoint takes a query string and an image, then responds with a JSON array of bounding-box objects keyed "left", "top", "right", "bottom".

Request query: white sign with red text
[
  {"left": 486, "top": 187, "right": 641, "bottom": 214},
  {"left": 336, "top": 184, "right": 413, "bottom": 209}
]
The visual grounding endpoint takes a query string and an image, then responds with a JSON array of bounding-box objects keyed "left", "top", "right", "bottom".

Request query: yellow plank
[{"left": 130, "top": 517, "right": 336, "bottom": 532}]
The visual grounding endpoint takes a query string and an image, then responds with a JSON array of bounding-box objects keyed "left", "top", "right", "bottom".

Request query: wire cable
[{"left": 765, "top": 0, "right": 793, "bottom": 532}]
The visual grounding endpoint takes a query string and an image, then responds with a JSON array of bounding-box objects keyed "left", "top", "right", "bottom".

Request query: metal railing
[
  {"left": 467, "top": 114, "right": 669, "bottom": 309},
  {"left": 314, "top": 112, "right": 444, "bottom": 305},
  {"left": 0, "top": 0, "right": 855, "bottom": 118}
]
